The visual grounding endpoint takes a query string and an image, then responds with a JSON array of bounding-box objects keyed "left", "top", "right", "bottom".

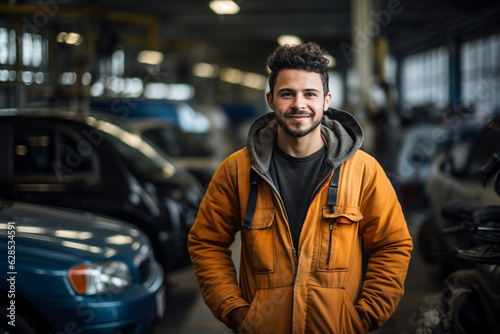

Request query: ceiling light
[
  {"left": 193, "top": 62, "right": 219, "bottom": 78},
  {"left": 326, "top": 54, "right": 337, "bottom": 68},
  {"left": 242, "top": 72, "right": 267, "bottom": 90},
  {"left": 56, "top": 32, "right": 67, "bottom": 43},
  {"left": 209, "top": 0, "right": 240, "bottom": 15},
  {"left": 277, "top": 35, "right": 302, "bottom": 46},
  {"left": 65, "top": 32, "right": 83, "bottom": 45},
  {"left": 137, "top": 50, "right": 164, "bottom": 65},
  {"left": 57, "top": 32, "right": 83, "bottom": 45},
  {"left": 219, "top": 67, "right": 243, "bottom": 84}
]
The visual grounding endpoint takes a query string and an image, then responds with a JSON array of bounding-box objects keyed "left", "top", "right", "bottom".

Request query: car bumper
[{"left": 37, "top": 265, "right": 165, "bottom": 334}]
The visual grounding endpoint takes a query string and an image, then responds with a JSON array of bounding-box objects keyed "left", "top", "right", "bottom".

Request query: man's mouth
[{"left": 285, "top": 113, "right": 313, "bottom": 119}]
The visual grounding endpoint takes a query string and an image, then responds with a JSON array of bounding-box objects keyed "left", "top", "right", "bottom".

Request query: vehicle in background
[
  {"left": 0, "top": 108, "right": 203, "bottom": 273},
  {"left": 90, "top": 99, "right": 230, "bottom": 187},
  {"left": 418, "top": 116, "right": 500, "bottom": 272},
  {"left": 125, "top": 120, "right": 223, "bottom": 187},
  {"left": 89, "top": 99, "right": 211, "bottom": 133},
  {"left": 0, "top": 200, "right": 164, "bottom": 334},
  {"left": 393, "top": 124, "right": 452, "bottom": 213}
]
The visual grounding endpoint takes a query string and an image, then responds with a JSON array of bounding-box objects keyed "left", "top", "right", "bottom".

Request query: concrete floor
[{"left": 154, "top": 213, "right": 446, "bottom": 334}]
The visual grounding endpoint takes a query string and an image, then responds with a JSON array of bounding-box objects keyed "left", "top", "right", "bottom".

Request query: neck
[{"left": 276, "top": 127, "right": 324, "bottom": 158}]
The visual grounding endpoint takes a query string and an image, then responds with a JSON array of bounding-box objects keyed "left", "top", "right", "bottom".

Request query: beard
[{"left": 275, "top": 111, "right": 323, "bottom": 138}]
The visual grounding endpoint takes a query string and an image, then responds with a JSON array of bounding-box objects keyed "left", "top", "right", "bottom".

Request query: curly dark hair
[{"left": 266, "top": 42, "right": 330, "bottom": 97}]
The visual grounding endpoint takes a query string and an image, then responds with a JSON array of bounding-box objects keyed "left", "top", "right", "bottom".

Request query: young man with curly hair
[{"left": 188, "top": 42, "right": 412, "bottom": 333}]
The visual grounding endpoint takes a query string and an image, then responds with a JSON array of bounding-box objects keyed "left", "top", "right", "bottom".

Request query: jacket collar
[{"left": 246, "top": 108, "right": 364, "bottom": 174}]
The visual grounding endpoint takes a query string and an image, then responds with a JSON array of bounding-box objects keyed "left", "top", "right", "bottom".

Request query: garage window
[{"left": 401, "top": 47, "right": 449, "bottom": 109}]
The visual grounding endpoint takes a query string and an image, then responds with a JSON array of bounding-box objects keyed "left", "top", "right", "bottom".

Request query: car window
[
  {"left": 57, "top": 131, "right": 94, "bottom": 173},
  {"left": 96, "top": 120, "right": 176, "bottom": 178},
  {"left": 143, "top": 128, "right": 214, "bottom": 158},
  {"left": 13, "top": 126, "right": 94, "bottom": 176},
  {"left": 14, "top": 128, "right": 54, "bottom": 174},
  {"left": 462, "top": 118, "right": 500, "bottom": 178}
]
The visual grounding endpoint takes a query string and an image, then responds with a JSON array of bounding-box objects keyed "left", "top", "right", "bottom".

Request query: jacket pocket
[
  {"left": 245, "top": 209, "right": 275, "bottom": 273},
  {"left": 306, "top": 286, "right": 364, "bottom": 334},
  {"left": 238, "top": 287, "right": 293, "bottom": 333},
  {"left": 317, "top": 206, "right": 361, "bottom": 271}
]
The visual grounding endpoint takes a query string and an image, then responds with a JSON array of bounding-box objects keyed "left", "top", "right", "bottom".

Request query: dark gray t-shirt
[{"left": 271, "top": 145, "right": 326, "bottom": 250}]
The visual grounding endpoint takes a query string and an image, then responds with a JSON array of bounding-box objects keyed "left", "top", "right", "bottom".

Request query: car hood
[{"left": 0, "top": 201, "right": 151, "bottom": 265}]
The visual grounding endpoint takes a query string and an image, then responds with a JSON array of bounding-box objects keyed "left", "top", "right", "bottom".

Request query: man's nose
[{"left": 291, "top": 95, "right": 305, "bottom": 110}]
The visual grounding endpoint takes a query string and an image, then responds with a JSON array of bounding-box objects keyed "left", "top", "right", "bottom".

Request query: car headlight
[{"left": 68, "top": 260, "right": 132, "bottom": 295}]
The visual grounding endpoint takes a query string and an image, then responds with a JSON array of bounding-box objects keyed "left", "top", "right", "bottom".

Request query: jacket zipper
[
  {"left": 293, "top": 248, "right": 298, "bottom": 273},
  {"left": 326, "top": 222, "right": 333, "bottom": 266}
]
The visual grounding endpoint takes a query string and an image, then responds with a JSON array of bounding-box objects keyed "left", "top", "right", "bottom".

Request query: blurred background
[{"left": 1, "top": 0, "right": 500, "bottom": 333}]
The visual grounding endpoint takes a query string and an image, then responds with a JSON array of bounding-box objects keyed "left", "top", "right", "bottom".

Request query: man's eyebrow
[{"left": 277, "top": 88, "right": 320, "bottom": 93}]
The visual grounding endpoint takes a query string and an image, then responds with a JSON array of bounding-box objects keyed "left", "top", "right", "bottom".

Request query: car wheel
[{"left": 0, "top": 306, "right": 47, "bottom": 334}]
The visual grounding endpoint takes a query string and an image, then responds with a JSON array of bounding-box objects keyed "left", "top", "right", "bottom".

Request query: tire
[{"left": 0, "top": 306, "right": 47, "bottom": 334}]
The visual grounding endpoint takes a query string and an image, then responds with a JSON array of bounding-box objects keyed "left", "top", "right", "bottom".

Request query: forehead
[{"left": 274, "top": 69, "right": 323, "bottom": 90}]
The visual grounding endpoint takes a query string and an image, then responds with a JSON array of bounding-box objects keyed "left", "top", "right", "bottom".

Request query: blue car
[{"left": 0, "top": 200, "right": 165, "bottom": 334}]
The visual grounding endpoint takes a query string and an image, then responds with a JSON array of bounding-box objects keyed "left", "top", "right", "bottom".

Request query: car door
[{"left": 0, "top": 119, "right": 102, "bottom": 208}]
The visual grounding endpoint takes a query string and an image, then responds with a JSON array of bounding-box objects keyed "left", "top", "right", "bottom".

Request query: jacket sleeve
[
  {"left": 355, "top": 159, "right": 413, "bottom": 332},
  {"left": 188, "top": 155, "right": 250, "bottom": 328}
]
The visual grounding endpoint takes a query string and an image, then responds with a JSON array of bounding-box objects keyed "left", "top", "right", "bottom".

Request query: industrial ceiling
[{"left": 1, "top": 0, "right": 499, "bottom": 82}]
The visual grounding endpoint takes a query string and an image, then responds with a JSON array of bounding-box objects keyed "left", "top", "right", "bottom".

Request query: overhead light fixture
[
  {"left": 56, "top": 32, "right": 66, "bottom": 43},
  {"left": 193, "top": 62, "right": 219, "bottom": 78},
  {"left": 56, "top": 32, "right": 83, "bottom": 45},
  {"left": 209, "top": 0, "right": 240, "bottom": 15},
  {"left": 242, "top": 72, "right": 267, "bottom": 90},
  {"left": 219, "top": 67, "right": 244, "bottom": 84},
  {"left": 277, "top": 34, "right": 302, "bottom": 46},
  {"left": 137, "top": 50, "right": 164, "bottom": 65},
  {"left": 326, "top": 54, "right": 337, "bottom": 68}
]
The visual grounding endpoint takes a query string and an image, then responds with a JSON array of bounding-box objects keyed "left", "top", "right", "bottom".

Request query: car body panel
[{"left": 0, "top": 201, "right": 164, "bottom": 333}]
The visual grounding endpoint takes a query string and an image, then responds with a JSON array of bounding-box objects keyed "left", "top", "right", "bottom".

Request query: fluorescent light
[
  {"left": 193, "top": 62, "right": 219, "bottom": 78},
  {"left": 242, "top": 72, "right": 267, "bottom": 90},
  {"left": 57, "top": 32, "right": 83, "bottom": 45},
  {"left": 326, "top": 54, "right": 336, "bottom": 68},
  {"left": 144, "top": 82, "right": 195, "bottom": 101},
  {"left": 56, "top": 32, "right": 67, "bottom": 43},
  {"left": 81, "top": 72, "right": 92, "bottom": 86},
  {"left": 219, "top": 67, "right": 243, "bottom": 84},
  {"left": 277, "top": 34, "right": 302, "bottom": 46},
  {"left": 209, "top": 0, "right": 240, "bottom": 15},
  {"left": 137, "top": 50, "right": 164, "bottom": 65},
  {"left": 65, "top": 32, "right": 83, "bottom": 45}
]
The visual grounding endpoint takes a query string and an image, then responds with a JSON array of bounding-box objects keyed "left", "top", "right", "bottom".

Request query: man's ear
[
  {"left": 266, "top": 91, "right": 275, "bottom": 110},
  {"left": 323, "top": 92, "right": 332, "bottom": 111}
]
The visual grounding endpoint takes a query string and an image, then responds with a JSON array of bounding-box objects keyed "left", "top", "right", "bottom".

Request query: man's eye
[
  {"left": 306, "top": 92, "right": 317, "bottom": 97},
  {"left": 281, "top": 92, "right": 292, "bottom": 97}
]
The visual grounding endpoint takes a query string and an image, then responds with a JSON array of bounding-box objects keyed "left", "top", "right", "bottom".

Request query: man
[{"left": 188, "top": 42, "right": 412, "bottom": 333}]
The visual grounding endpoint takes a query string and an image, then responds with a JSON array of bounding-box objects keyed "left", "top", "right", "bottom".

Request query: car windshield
[
  {"left": 143, "top": 127, "right": 214, "bottom": 158},
  {"left": 95, "top": 119, "right": 176, "bottom": 178}
]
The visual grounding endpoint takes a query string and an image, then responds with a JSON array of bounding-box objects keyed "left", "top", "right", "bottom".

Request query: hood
[
  {"left": 246, "top": 108, "right": 364, "bottom": 173},
  {"left": 0, "top": 202, "right": 151, "bottom": 266}
]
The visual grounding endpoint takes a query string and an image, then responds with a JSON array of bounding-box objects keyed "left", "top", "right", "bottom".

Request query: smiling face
[{"left": 266, "top": 69, "right": 332, "bottom": 139}]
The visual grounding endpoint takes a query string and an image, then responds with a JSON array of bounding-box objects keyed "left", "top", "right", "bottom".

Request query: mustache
[{"left": 284, "top": 111, "right": 313, "bottom": 118}]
